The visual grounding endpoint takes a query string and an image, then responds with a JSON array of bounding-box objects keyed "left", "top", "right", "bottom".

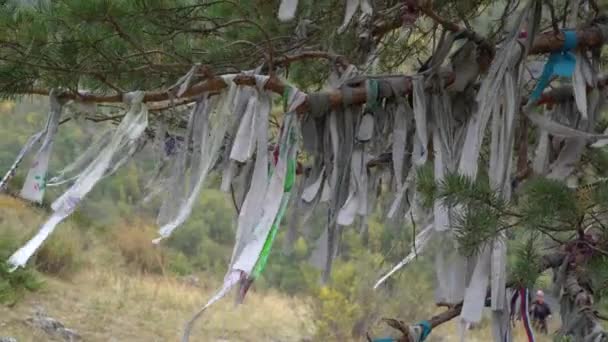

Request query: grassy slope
[
  {"left": 0, "top": 195, "right": 314, "bottom": 341},
  {"left": 0, "top": 194, "right": 556, "bottom": 341},
  {"left": 1, "top": 270, "right": 314, "bottom": 341}
]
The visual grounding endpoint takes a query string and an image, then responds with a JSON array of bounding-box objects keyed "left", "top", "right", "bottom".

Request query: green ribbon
[
  {"left": 283, "top": 86, "right": 292, "bottom": 112},
  {"left": 250, "top": 121, "right": 297, "bottom": 279}
]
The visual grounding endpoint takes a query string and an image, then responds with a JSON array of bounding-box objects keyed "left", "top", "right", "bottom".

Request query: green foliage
[
  {"left": 165, "top": 189, "right": 234, "bottom": 274},
  {"left": 0, "top": 261, "right": 42, "bottom": 305},
  {"left": 34, "top": 225, "right": 84, "bottom": 277},
  {"left": 510, "top": 236, "right": 541, "bottom": 289},
  {"left": 519, "top": 178, "right": 580, "bottom": 231},
  {"left": 312, "top": 249, "right": 435, "bottom": 340},
  {"left": 0, "top": 231, "right": 42, "bottom": 305},
  {"left": 166, "top": 251, "right": 194, "bottom": 276},
  {"left": 585, "top": 255, "right": 608, "bottom": 301},
  {"left": 0, "top": 0, "right": 381, "bottom": 97},
  {"left": 415, "top": 164, "right": 436, "bottom": 209},
  {"left": 435, "top": 172, "right": 509, "bottom": 255}
]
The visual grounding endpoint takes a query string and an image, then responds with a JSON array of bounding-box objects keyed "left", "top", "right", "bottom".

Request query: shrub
[
  {"left": 192, "top": 238, "right": 230, "bottom": 275},
  {"left": 310, "top": 247, "right": 435, "bottom": 341},
  {"left": 112, "top": 220, "right": 167, "bottom": 275},
  {"left": 34, "top": 225, "right": 84, "bottom": 277},
  {"left": 0, "top": 230, "right": 42, "bottom": 305},
  {"left": 167, "top": 251, "right": 194, "bottom": 276}
]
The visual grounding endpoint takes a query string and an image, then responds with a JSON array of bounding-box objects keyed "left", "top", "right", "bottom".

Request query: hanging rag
[
  {"left": 458, "top": 3, "right": 539, "bottom": 336},
  {"left": 8, "top": 91, "right": 148, "bottom": 270},
  {"left": 46, "top": 129, "right": 114, "bottom": 187},
  {"left": 167, "top": 63, "right": 200, "bottom": 98},
  {"left": 520, "top": 287, "right": 536, "bottom": 342},
  {"left": 155, "top": 97, "right": 220, "bottom": 240},
  {"left": 373, "top": 223, "right": 434, "bottom": 289},
  {"left": 411, "top": 76, "right": 428, "bottom": 165},
  {"left": 229, "top": 76, "right": 273, "bottom": 265},
  {"left": 181, "top": 85, "right": 306, "bottom": 342},
  {"left": 278, "top": 0, "right": 298, "bottom": 21},
  {"left": 155, "top": 75, "right": 241, "bottom": 240},
  {"left": 337, "top": 79, "right": 377, "bottom": 226},
  {"left": 0, "top": 130, "right": 44, "bottom": 191},
  {"left": 221, "top": 72, "right": 268, "bottom": 192},
  {"left": 337, "top": 0, "right": 372, "bottom": 34},
  {"left": 139, "top": 120, "right": 169, "bottom": 199},
  {"left": 20, "top": 90, "right": 64, "bottom": 203},
  {"left": 234, "top": 87, "right": 305, "bottom": 299},
  {"left": 156, "top": 109, "right": 195, "bottom": 228}
]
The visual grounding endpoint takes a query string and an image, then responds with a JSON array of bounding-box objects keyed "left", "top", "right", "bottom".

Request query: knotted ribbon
[{"left": 530, "top": 30, "right": 578, "bottom": 102}]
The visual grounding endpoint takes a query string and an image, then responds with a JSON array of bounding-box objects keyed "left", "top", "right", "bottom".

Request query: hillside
[{"left": 0, "top": 195, "right": 314, "bottom": 341}]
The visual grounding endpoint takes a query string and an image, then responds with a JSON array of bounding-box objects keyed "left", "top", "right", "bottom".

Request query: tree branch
[{"left": 19, "top": 18, "right": 607, "bottom": 115}]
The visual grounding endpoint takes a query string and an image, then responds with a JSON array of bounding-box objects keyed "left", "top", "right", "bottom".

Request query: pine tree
[{"left": 3, "top": 1, "right": 608, "bottom": 341}]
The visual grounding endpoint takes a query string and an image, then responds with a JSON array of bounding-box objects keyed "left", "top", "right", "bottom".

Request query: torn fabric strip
[
  {"left": 46, "top": 129, "right": 113, "bottom": 187},
  {"left": 181, "top": 86, "right": 305, "bottom": 342},
  {"left": 278, "top": 0, "right": 298, "bottom": 21},
  {"left": 20, "top": 90, "right": 64, "bottom": 203},
  {"left": 8, "top": 91, "right": 148, "bottom": 269},
  {"left": 0, "top": 130, "right": 44, "bottom": 191},
  {"left": 374, "top": 223, "right": 433, "bottom": 289}
]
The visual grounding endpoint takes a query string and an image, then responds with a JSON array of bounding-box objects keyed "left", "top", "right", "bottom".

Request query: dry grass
[
  {"left": 0, "top": 195, "right": 314, "bottom": 341},
  {"left": 112, "top": 218, "right": 168, "bottom": 275},
  {"left": 0, "top": 269, "right": 314, "bottom": 341}
]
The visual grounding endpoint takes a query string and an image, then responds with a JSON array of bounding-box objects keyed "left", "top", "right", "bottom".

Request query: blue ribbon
[
  {"left": 529, "top": 30, "right": 578, "bottom": 102},
  {"left": 372, "top": 320, "right": 432, "bottom": 342},
  {"left": 418, "top": 320, "right": 432, "bottom": 341},
  {"left": 366, "top": 79, "right": 379, "bottom": 110}
]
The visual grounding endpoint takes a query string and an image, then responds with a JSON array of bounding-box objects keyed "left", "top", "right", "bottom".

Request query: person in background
[{"left": 530, "top": 289, "right": 552, "bottom": 334}]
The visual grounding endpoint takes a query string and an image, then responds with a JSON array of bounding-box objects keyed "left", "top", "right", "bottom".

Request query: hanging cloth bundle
[
  {"left": 220, "top": 69, "right": 266, "bottom": 194},
  {"left": 228, "top": 75, "right": 273, "bottom": 267},
  {"left": 336, "top": 79, "right": 377, "bottom": 226},
  {"left": 181, "top": 86, "right": 306, "bottom": 342},
  {"left": 8, "top": 91, "right": 148, "bottom": 270},
  {"left": 528, "top": 51, "right": 604, "bottom": 182},
  {"left": 19, "top": 90, "right": 64, "bottom": 203},
  {"left": 233, "top": 86, "right": 305, "bottom": 297},
  {"left": 302, "top": 64, "right": 360, "bottom": 280},
  {"left": 457, "top": 3, "right": 540, "bottom": 337},
  {"left": 156, "top": 107, "right": 196, "bottom": 228},
  {"left": 372, "top": 30, "right": 463, "bottom": 292},
  {"left": 154, "top": 75, "right": 241, "bottom": 241}
]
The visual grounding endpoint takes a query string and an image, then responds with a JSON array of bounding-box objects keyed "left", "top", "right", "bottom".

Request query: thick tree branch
[{"left": 21, "top": 21, "right": 607, "bottom": 113}]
